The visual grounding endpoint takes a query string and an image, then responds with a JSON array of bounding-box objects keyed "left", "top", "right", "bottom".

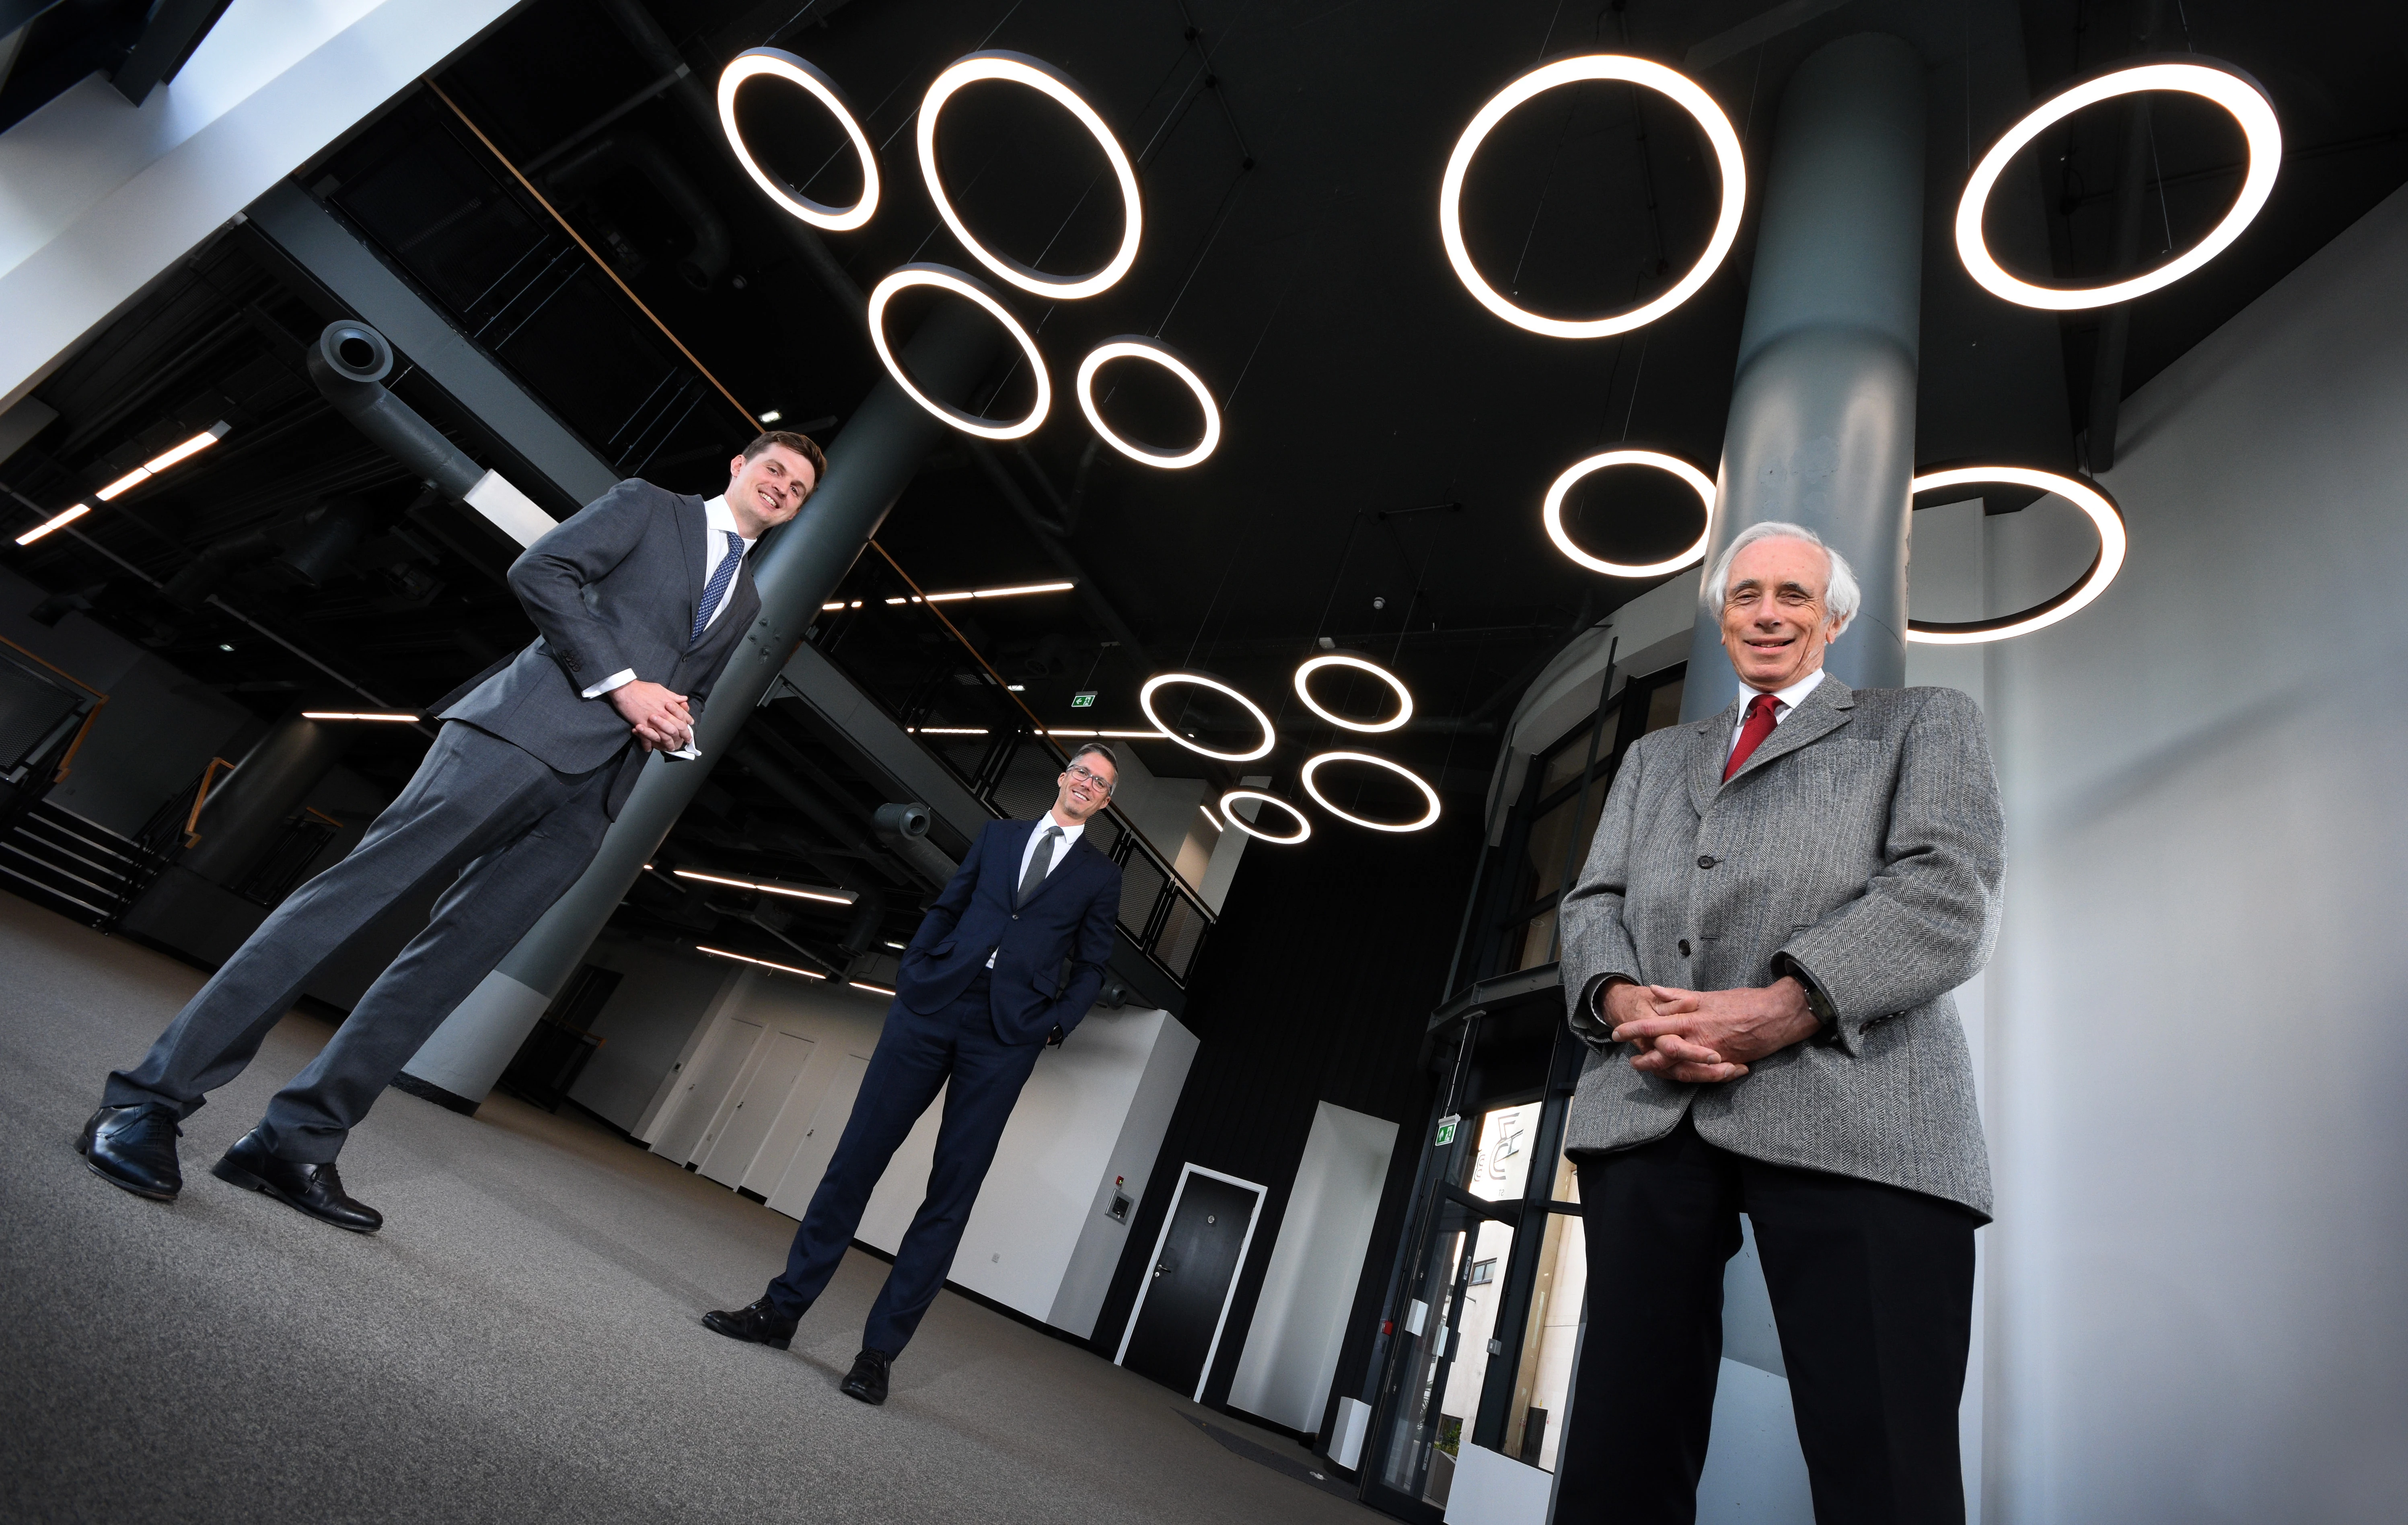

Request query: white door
[
  {"left": 766, "top": 1052, "right": 873, "bottom": 1218},
  {"left": 700, "top": 1030, "right": 816, "bottom": 1186},
  {"left": 653, "top": 1016, "right": 761, "bottom": 1166}
]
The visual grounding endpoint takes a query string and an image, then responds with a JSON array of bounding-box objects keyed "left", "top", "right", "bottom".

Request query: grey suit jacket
[
  {"left": 1558, "top": 678, "right": 2006, "bottom": 1216},
  {"left": 433, "top": 480, "right": 760, "bottom": 817}
]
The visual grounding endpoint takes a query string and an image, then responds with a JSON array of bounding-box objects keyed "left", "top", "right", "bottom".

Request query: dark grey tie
[{"left": 1018, "top": 825, "right": 1061, "bottom": 908}]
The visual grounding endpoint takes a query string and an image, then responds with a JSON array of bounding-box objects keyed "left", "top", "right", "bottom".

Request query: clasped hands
[
  {"left": 1603, "top": 975, "right": 1822, "bottom": 1084},
  {"left": 609, "top": 679, "right": 693, "bottom": 753}
]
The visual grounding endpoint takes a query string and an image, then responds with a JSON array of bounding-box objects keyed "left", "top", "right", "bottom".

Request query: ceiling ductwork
[{"left": 542, "top": 131, "right": 732, "bottom": 290}]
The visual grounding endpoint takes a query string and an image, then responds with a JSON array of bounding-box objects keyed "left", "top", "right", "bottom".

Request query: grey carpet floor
[{"left": 0, "top": 891, "right": 1374, "bottom": 1524}]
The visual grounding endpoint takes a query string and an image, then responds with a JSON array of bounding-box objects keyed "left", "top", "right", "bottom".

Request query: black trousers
[
  {"left": 763, "top": 972, "right": 1046, "bottom": 1355},
  {"left": 105, "top": 723, "right": 615, "bottom": 1161},
  {"left": 1556, "top": 1114, "right": 1979, "bottom": 1525}
]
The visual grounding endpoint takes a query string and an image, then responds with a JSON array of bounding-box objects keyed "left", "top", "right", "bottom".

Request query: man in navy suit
[{"left": 702, "top": 743, "right": 1125, "bottom": 1403}]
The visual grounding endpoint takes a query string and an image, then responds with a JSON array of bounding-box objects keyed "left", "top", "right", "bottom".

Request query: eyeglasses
[{"left": 1062, "top": 763, "right": 1113, "bottom": 791}]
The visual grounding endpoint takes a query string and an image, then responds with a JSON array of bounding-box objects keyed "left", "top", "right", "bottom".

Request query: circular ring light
[
  {"left": 1300, "top": 751, "right": 1442, "bottom": 834},
  {"left": 1440, "top": 55, "right": 1747, "bottom": 339},
  {"left": 1957, "top": 60, "right": 2280, "bottom": 310},
  {"left": 917, "top": 51, "right": 1143, "bottom": 300},
  {"left": 718, "top": 49, "right": 880, "bottom": 233},
  {"left": 1138, "top": 673, "right": 1276, "bottom": 762},
  {"left": 866, "top": 264, "right": 1051, "bottom": 440},
  {"left": 1293, "top": 654, "right": 1414, "bottom": 734},
  {"left": 1218, "top": 789, "right": 1311, "bottom": 846},
  {"left": 1075, "top": 338, "right": 1221, "bottom": 468},
  {"left": 1906, "top": 466, "right": 2127, "bottom": 644},
  {"left": 1542, "top": 450, "right": 1717, "bottom": 576}
]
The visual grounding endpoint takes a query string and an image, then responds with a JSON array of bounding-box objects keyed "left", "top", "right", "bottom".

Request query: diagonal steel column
[
  {"left": 395, "top": 300, "right": 1001, "bottom": 1111},
  {"left": 1682, "top": 34, "right": 1925, "bottom": 722}
]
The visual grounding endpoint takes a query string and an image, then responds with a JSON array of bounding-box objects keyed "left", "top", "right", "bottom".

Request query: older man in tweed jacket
[{"left": 1555, "top": 521, "right": 2005, "bottom": 1525}]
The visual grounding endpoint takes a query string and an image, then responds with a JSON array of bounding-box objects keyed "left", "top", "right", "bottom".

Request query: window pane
[
  {"left": 1515, "top": 908, "right": 1557, "bottom": 971},
  {"left": 1500, "top": 1206, "right": 1588, "bottom": 1471},
  {"left": 1643, "top": 677, "right": 1686, "bottom": 734},
  {"left": 1538, "top": 708, "right": 1610, "bottom": 798},
  {"left": 1519, "top": 795, "right": 1579, "bottom": 906}
]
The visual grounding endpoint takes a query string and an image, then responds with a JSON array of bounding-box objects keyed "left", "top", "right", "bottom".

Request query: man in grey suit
[
  {"left": 1555, "top": 521, "right": 2005, "bottom": 1525},
  {"left": 78, "top": 433, "right": 824, "bottom": 1233}
]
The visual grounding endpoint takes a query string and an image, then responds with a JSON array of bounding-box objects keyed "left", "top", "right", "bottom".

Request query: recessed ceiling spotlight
[
  {"left": 1217, "top": 788, "right": 1311, "bottom": 845},
  {"left": 917, "top": 51, "right": 1141, "bottom": 300},
  {"left": 1293, "top": 653, "right": 1414, "bottom": 734},
  {"left": 1075, "top": 337, "right": 1221, "bottom": 468},
  {"left": 1906, "top": 467, "right": 2126, "bottom": 643},
  {"left": 1138, "top": 673, "right": 1275, "bottom": 762},
  {"left": 718, "top": 48, "right": 880, "bottom": 232},
  {"left": 758, "top": 410, "right": 783, "bottom": 424},
  {"left": 1299, "top": 751, "right": 1442, "bottom": 833},
  {"left": 1957, "top": 60, "right": 2279, "bottom": 310},
  {"left": 1542, "top": 450, "right": 1717, "bottom": 577},
  {"left": 866, "top": 264, "right": 1051, "bottom": 439},
  {"left": 218, "top": 643, "right": 235, "bottom": 652},
  {"left": 1441, "top": 55, "right": 1746, "bottom": 339}
]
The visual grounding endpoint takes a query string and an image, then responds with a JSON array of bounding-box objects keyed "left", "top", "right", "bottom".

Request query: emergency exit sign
[
  {"left": 1434, "top": 1113, "right": 1460, "bottom": 1147},
  {"left": 1071, "top": 691, "right": 1097, "bottom": 708}
]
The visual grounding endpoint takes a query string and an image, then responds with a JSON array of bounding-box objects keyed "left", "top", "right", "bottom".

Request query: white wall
[
  {"left": 563, "top": 940, "right": 736, "bottom": 1133},
  {"left": 1227, "top": 1101, "right": 1400, "bottom": 1432},
  {"left": 1905, "top": 181, "right": 2408, "bottom": 1524}
]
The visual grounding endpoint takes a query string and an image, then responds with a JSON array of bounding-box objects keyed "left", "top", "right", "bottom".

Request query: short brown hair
[
  {"left": 743, "top": 430, "right": 827, "bottom": 495},
  {"left": 1065, "top": 741, "right": 1119, "bottom": 792}
]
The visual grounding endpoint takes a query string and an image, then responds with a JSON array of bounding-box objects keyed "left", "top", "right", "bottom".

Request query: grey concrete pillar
[
  {"left": 1681, "top": 34, "right": 1925, "bottom": 723},
  {"left": 397, "top": 300, "right": 1004, "bottom": 1110},
  {"left": 180, "top": 710, "right": 348, "bottom": 888}
]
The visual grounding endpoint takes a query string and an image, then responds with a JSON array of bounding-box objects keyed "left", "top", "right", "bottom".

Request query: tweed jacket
[
  {"left": 1558, "top": 677, "right": 2005, "bottom": 1216},
  {"left": 431, "top": 480, "right": 760, "bottom": 816}
]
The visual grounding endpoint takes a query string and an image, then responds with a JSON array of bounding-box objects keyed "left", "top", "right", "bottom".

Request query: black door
[{"left": 1122, "top": 1172, "right": 1258, "bottom": 1396}]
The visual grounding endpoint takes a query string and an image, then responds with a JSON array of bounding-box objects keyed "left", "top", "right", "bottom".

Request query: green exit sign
[
  {"left": 1434, "top": 1113, "right": 1460, "bottom": 1147},
  {"left": 1071, "top": 691, "right": 1097, "bottom": 708}
]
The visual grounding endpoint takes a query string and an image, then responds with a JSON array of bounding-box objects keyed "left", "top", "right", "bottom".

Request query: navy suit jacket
[{"left": 895, "top": 817, "right": 1122, "bottom": 1045}]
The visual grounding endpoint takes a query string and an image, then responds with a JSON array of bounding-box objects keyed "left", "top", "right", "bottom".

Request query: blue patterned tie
[{"left": 693, "top": 530, "right": 744, "bottom": 644}]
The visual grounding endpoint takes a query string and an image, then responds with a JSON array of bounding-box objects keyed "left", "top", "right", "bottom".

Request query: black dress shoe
[
  {"left": 78, "top": 1103, "right": 183, "bottom": 1200},
  {"left": 210, "top": 1128, "right": 382, "bottom": 1233},
  {"left": 839, "top": 1348, "right": 892, "bottom": 1406},
  {"left": 701, "top": 1297, "right": 797, "bottom": 1350}
]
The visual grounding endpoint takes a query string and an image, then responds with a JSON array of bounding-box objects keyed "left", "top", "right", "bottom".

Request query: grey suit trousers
[{"left": 105, "top": 723, "right": 616, "bottom": 1161}]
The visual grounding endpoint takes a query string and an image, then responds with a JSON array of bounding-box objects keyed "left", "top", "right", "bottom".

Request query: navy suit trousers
[{"left": 765, "top": 973, "right": 1045, "bottom": 1354}]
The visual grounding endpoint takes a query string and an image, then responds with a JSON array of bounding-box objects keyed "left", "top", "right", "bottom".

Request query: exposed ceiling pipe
[
  {"left": 542, "top": 131, "right": 731, "bottom": 290},
  {"left": 969, "top": 443, "right": 1156, "bottom": 670},
  {"left": 727, "top": 735, "right": 915, "bottom": 888}
]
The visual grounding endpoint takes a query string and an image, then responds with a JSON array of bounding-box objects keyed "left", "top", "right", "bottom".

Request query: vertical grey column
[
  {"left": 1681, "top": 34, "right": 1925, "bottom": 723},
  {"left": 397, "top": 300, "right": 1002, "bottom": 1110},
  {"left": 179, "top": 711, "right": 349, "bottom": 888}
]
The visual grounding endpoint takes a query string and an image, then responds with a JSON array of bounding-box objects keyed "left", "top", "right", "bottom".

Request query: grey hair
[
  {"left": 1065, "top": 741, "right": 1119, "bottom": 793},
  {"left": 1703, "top": 521, "right": 1861, "bottom": 627}
]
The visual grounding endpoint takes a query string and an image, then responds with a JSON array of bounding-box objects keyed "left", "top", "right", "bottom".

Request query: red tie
[{"left": 1723, "top": 693, "right": 1782, "bottom": 781}]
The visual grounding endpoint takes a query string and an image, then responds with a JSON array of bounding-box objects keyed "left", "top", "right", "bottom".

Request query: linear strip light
[
  {"left": 301, "top": 711, "right": 420, "bottom": 722},
  {"left": 1139, "top": 673, "right": 1275, "bottom": 762},
  {"left": 880, "top": 580, "right": 1078, "bottom": 605},
  {"left": 1218, "top": 788, "right": 1311, "bottom": 845},
  {"left": 674, "top": 868, "right": 858, "bottom": 905},
  {"left": 1541, "top": 450, "right": 1717, "bottom": 577},
  {"left": 867, "top": 264, "right": 1051, "bottom": 440},
  {"left": 1198, "top": 804, "right": 1222, "bottom": 832},
  {"left": 1293, "top": 653, "right": 1414, "bottom": 734},
  {"left": 14, "top": 504, "right": 90, "bottom": 546},
  {"left": 697, "top": 943, "right": 827, "bottom": 980},
  {"left": 1441, "top": 56, "right": 1746, "bottom": 339},
  {"left": 1957, "top": 60, "right": 2279, "bottom": 311},
  {"left": 911, "top": 726, "right": 992, "bottom": 735},
  {"left": 1905, "top": 467, "right": 2127, "bottom": 644},
  {"left": 95, "top": 422, "right": 231, "bottom": 501},
  {"left": 1076, "top": 338, "right": 1221, "bottom": 469},
  {"left": 1045, "top": 728, "right": 1167, "bottom": 739},
  {"left": 718, "top": 48, "right": 880, "bottom": 232},
  {"left": 918, "top": 51, "right": 1141, "bottom": 300},
  {"left": 1300, "top": 751, "right": 1442, "bottom": 833},
  {"left": 850, "top": 980, "right": 898, "bottom": 996}
]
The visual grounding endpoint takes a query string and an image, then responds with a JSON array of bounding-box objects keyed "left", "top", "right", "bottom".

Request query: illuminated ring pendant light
[
  {"left": 1293, "top": 653, "right": 1414, "bottom": 734},
  {"left": 866, "top": 265, "right": 1051, "bottom": 440},
  {"left": 918, "top": 51, "right": 1143, "bottom": 300},
  {"left": 718, "top": 49, "right": 880, "bottom": 232},
  {"left": 1300, "top": 751, "right": 1442, "bottom": 834},
  {"left": 1218, "top": 789, "right": 1311, "bottom": 846},
  {"left": 1906, "top": 467, "right": 2127, "bottom": 644},
  {"left": 1542, "top": 450, "right": 1717, "bottom": 576},
  {"left": 1138, "top": 673, "right": 1276, "bottom": 763},
  {"left": 1076, "top": 338, "right": 1221, "bottom": 468},
  {"left": 1957, "top": 60, "right": 2281, "bottom": 310},
  {"left": 1440, "top": 55, "right": 1747, "bottom": 339}
]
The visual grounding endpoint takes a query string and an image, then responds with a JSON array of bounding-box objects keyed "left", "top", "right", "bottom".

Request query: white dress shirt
[
  {"left": 1728, "top": 667, "right": 1827, "bottom": 762},
  {"left": 580, "top": 496, "right": 755, "bottom": 757},
  {"left": 987, "top": 815, "right": 1084, "bottom": 969}
]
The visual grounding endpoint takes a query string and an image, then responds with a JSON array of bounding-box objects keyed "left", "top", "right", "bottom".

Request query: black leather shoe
[
  {"left": 210, "top": 1128, "right": 382, "bottom": 1233},
  {"left": 78, "top": 1103, "right": 183, "bottom": 1200},
  {"left": 839, "top": 1347, "right": 892, "bottom": 1406},
  {"left": 701, "top": 1297, "right": 797, "bottom": 1350}
]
